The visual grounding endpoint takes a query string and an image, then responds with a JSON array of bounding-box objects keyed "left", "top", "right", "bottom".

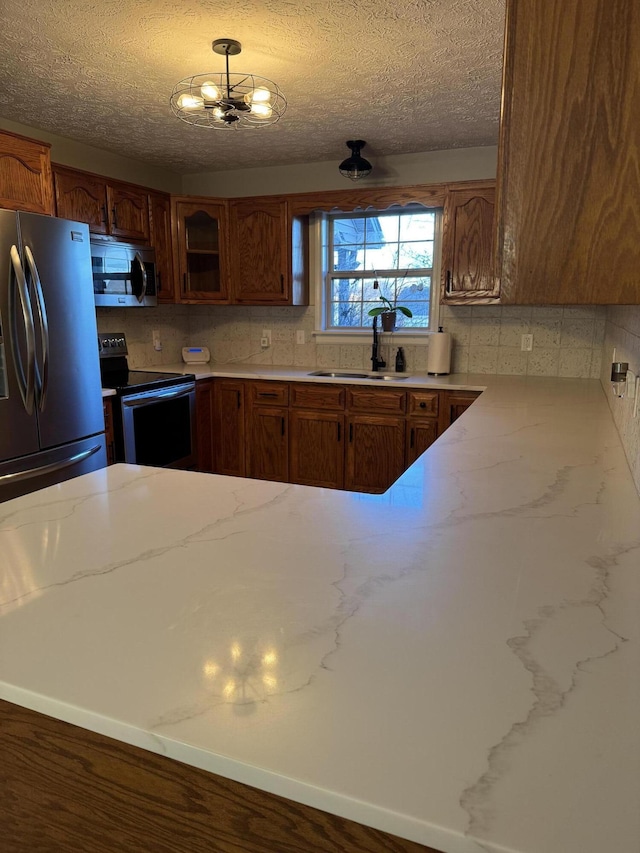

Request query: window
[{"left": 315, "top": 206, "right": 441, "bottom": 336}]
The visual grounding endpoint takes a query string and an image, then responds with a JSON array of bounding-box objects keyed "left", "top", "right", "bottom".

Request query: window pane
[
  {"left": 331, "top": 278, "right": 362, "bottom": 301},
  {"left": 365, "top": 216, "right": 388, "bottom": 243},
  {"left": 331, "top": 302, "right": 363, "bottom": 327},
  {"left": 364, "top": 243, "right": 399, "bottom": 270},
  {"left": 397, "top": 276, "right": 431, "bottom": 302},
  {"left": 397, "top": 301, "right": 430, "bottom": 328},
  {"left": 399, "top": 241, "right": 433, "bottom": 268},
  {"left": 333, "top": 245, "right": 365, "bottom": 272},
  {"left": 333, "top": 218, "right": 365, "bottom": 246},
  {"left": 399, "top": 213, "right": 435, "bottom": 241}
]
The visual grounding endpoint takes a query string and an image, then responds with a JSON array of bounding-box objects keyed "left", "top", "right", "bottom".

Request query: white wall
[
  {"left": 180, "top": 146, "right": 498, "bottom": 197},
  {"left": 0, "top": 117, "right": 181, "bottom": 193}
]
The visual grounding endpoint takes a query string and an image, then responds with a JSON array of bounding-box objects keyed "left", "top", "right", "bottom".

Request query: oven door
[{"left": 119, "top": 381, "right": 196, "bottom": 469}]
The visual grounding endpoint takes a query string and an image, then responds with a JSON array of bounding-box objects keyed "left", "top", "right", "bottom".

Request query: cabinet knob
[{"left": 419, "top": 401, "right": 427, "bottom": 408}]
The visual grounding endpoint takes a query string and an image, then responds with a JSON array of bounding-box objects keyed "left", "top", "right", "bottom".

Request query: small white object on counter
[
  {"left": 1, "top": 375, "right": 639, "bottom": 853},
  {"left": 181, "top": 346, "right": 210, "bottom": 364}
]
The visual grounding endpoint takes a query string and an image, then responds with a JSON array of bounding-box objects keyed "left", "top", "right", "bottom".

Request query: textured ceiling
[{"left": 0, "top": 0, "right": 505, "bottom": 174}]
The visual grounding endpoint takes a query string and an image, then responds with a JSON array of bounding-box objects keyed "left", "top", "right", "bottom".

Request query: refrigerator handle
[
  {"left": 133, "top": 251, "right": 148, "bottom": 304},
  {"left": 9, "top": 245, "right": 36, "bottom": 415},
  {"left": 0, "top": 444, "right": 102, "bottom": 486},
  {"left": 24, "top": 245, "right": 50, "bottom": 412}
]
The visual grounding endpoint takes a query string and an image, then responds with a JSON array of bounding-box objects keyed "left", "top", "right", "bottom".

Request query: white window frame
[{"left": 311, "top": 206, "right": 443, "bottom": 345}]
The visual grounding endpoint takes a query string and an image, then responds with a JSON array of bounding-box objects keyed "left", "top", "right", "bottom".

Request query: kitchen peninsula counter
[{"left": 1, "top": 375, "right": 639, "bottom": 853}]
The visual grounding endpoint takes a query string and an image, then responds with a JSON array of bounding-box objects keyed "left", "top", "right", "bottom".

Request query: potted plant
[{"left": 367, "top": 294, "right": 413, "bottom": 332}]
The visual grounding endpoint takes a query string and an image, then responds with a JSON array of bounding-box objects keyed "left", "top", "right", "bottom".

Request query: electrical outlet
[
  {"left": 261, "top": 329, "right": 272, "bottom": 348},
  {"left": 296, "top": 330, "right": 305, "bottom": 345},
  {"left": 152, "top": 329, "right": 162, "bottom": 352},
  {"left": 521, "top": 334, "right": 533, "bottom": 352}
]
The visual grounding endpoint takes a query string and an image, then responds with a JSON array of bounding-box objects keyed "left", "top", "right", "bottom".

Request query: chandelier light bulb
[
  {"left": 251, "top": 86, "right": 271, "bottom": 103},
  {"left": 200, "top": 80, "right": 221, "bottom": 100},
  {"left": 250, "top": 102, "right": 273, "bottom": 118},
  {"left": 177, "top": 93, "right": 204, "bottom": 111}
]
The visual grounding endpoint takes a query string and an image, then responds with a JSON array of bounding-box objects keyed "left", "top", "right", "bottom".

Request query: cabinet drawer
[
  {"left": 347, "top": 387, "right": 406, "bottom": 415},
  {"left": 407, "top": 391, "right": 439, "bottom": 418},
  {"left": 248, "top": 381, "right": 289, "bottom": 406},
  {"left": 291, "top": 383, "right": 346, "bottom": 411}
]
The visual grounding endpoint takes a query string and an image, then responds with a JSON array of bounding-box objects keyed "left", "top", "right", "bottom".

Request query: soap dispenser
[{"left": 395, "top": 347, "right": 406, "bottom": 373}]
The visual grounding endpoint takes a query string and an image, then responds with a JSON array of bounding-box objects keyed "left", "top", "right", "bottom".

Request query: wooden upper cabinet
[
  {"left": 107, "top": 184, "right": 150, "bottom": 242},
  {"left": 441, "top": 184, "right": 499, "bottom": 304},
  {"left": 496, "top": 0, "right": 640, "bottom": 304},
  {"left": 53, "top": 165, "right": 150, "bottom": 241},
  {"left": 173, "top": 198, "right": 229, "bottom": 303},
  {"left": 229, "top": 197, "right": 291, "bottom": 303},
  {"left": 0, "top": 130, "right": 54, "bottom": 215},
  {"left": 149, "top": 192, "right": 174, "bottom": 302}
]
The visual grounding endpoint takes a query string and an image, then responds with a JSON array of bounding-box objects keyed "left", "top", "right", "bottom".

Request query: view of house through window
[{"left": 327, "top": 208, "right": 438, "bottom": 331}]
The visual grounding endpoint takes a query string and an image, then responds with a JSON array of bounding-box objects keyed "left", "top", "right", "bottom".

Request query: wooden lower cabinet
[
  {"left": 203, "top": 379, "right": 480, "bottom": 491},
  {"left": 103, "top": 398, "right": 116, "bottom": 466},
  {"left": 345, "top": 415, "right": 406, "bottom": 494},
  {"left": 406, "top": 418, "right": 439, "bottom": 466},
  {"left": 195, "top": 379, "right": 215, "bottom": 473},
  {"left": 290, "top": 410, "right": 345, "bottom": 488},
  {"left": 214, "top": 380, "right": 246, "bottom": 477},
  {"left": 438, "top": 391, "right": 480, "bottom": 435},
  {"left": 246, "top": 406, "right": 288, "bottom": 482}
]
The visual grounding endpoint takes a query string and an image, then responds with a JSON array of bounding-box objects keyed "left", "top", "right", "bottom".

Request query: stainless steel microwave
[{"left": 91, "top": 241, "right": 158, "bottom": 307}]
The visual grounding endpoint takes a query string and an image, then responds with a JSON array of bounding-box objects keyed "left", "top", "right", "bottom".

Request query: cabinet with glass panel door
[{"left": 172, "top": 198, "right": 229, "bottom": 303}]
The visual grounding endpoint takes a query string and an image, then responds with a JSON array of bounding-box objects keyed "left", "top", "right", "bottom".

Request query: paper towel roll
[{"left": 427, "top": 330, "right": 452, "bottom": 375}]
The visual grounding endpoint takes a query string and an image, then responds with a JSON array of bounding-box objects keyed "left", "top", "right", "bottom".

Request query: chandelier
[{"left": 170, "top": 39, "right": 286, "bottom": 129}]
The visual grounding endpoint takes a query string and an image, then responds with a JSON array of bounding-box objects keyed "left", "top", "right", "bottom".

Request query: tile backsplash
[
  {"left": 98, "top": 303, "right": 605, "bottom": 379},
  {"left": 601, "top": 306, "right": 640, "bottom": 494}
]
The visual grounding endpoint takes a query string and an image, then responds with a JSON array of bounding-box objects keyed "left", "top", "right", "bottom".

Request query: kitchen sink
[{"left": 308, "top": 370, "right": 411, "bottom": 381}]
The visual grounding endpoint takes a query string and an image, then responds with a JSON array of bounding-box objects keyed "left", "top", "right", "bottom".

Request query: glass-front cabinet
[{"left": 173, "top": 199, "right": 229, "bottom": 302}]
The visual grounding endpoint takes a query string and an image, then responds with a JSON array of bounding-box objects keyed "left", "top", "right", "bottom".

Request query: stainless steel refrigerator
[{"left": 0, "top": 210, "right": 107, "bottom": 502}]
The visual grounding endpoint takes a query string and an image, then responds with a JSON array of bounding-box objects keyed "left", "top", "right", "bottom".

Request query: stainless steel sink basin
[{"left": 308, "top": 370, "right": 411, "bottom": 381}]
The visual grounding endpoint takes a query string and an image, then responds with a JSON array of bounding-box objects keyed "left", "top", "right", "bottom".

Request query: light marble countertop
[{"left": 2, "top": 375, "right": 640, "bottom": 853}]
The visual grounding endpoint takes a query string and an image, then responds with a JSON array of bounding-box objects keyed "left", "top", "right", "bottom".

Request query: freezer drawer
[{"left": 0, "top": 434, "right": 107, "bottom": 503}]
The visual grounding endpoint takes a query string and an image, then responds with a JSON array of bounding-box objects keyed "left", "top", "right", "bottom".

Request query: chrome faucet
[{"left": 371, "top": 316, "right": 386, "bottom": 372}]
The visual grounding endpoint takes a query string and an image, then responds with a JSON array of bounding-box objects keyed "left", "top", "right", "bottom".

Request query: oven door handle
[
  {"left": 122, "top": 385, "right": 194, "bottom": 408},
  {"left": 133, "top": 251, "right": 148, "bottom": 304}
]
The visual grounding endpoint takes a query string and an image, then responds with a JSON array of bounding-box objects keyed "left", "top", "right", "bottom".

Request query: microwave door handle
[
  {"left": 24, "top": 245, "right": 50, "bottom": 411},
  {"left": 133, "top": 252, "right": 147, "bottom": 304},
  {"left": 9, "top": 245, "right": 36, "bottom": 415}
]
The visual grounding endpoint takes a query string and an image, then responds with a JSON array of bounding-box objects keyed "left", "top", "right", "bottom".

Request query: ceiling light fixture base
[{"left": 339, "top": 140, "right": 373, "bottom": 181}]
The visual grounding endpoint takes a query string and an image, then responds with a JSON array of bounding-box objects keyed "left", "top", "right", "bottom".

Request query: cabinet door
[
  {"left": 174, "top": 200, "right": 229, "bottom": 303},
  {"left": 497, "top": 0, "right": 640, "bottom": 304},
  {"left": 406, "top": 418, "right": 438, "bottom": 466},
  {"left": 246, "top": 406, "right": 288, "bottom": 483},
  {"left": 149, "top": 193, "right": 175, "bottom": 303},
  {"left": 229, "top": 198, "right": 289, "bottom": 303},
  {"left": 0, "top": 131, "right": 53, "bottom": 215},
  {"left": 438, "top": 391, "right": 480, "bottom": 434},
  {"left": 441, "top": 186, "right": 499, "bottom": 304},
  {"left": 108, "top": 184, "right": 150, "bottom": 242},
  {"left": 290, "top": 410, "right": 344, "bottom": 489},
  {"left": 345, "top": 415, "right": 406, "bottom": 494},
  {"left": 195, "top": 379, "right": 215, "bottom": 474},
  {"left": 214, "top": 380, "right": 245, "bottom": 477},
  {"left": 54, "top": 167, "right": 108, "bottom": 233}
]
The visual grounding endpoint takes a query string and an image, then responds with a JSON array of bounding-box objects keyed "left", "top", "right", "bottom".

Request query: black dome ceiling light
[{"left": 339, "top": 140, "right": 373, "bottom": 181}]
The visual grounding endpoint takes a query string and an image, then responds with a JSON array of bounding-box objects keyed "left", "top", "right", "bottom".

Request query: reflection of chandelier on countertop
[{"left": 170, "top": 39, "right": 287, "bottom": 129}]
